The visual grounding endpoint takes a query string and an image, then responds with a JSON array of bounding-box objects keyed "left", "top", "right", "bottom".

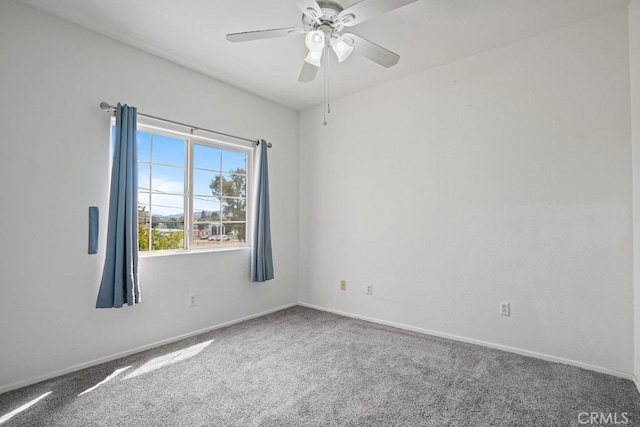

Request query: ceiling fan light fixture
[
  {"left": 305, "top": 29, "right": 325, "bottom": 51},
  {"left": 331, "top": 36, "right": 354, "bottom": 62},
  {"left": 304, "top": 49, "right": 323, "bottom": 67}
]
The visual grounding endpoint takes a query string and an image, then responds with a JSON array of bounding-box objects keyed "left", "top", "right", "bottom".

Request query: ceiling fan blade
[
  {"left": 226, "top": 27, "right": 304, "bottom": 43},
  {"left": 298, "top": 61, "right": 319, "bottom": 82},
  {"left": 338, "top": 0, "right": 419, "bottom": 27},
  {"left": 295, "top": 0, "right": 323, "bottom": 23},
  {"left": 343, "top": 33, "right": 400, "bottom": 68}
]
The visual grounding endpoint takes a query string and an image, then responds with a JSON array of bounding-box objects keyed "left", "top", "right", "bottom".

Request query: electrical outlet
[
  {"left": 500, "top": 302, "right": 510, "bottom": 316},
  {"left": 365, "top": 283, "right": 373, "bottom": 295},
  {"left": 188, "top": 293, "right": 197, "bottom": 307},
  {"left": 340, "top": 280, "right": 346, "bottom": 291}
]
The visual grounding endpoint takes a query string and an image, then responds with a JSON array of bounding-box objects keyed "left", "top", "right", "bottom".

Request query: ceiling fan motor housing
[{"left": 302, "top": 1, "right": 345, "bottom": 35}]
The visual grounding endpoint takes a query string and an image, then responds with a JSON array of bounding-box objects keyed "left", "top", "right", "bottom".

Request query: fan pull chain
[
  {"left": 322, "top": 65, "right": 326, "bottom": 126},
  {"left": 323, "top": 44, "right": 330, "bottom": 126},
  {"left": 327, "top": 44, "right": 331, "bottom": 116}
]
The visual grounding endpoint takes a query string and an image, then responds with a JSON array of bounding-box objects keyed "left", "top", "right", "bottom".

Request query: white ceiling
[{"left": 18, "top": 0, "right": 630, "bottom": 111}]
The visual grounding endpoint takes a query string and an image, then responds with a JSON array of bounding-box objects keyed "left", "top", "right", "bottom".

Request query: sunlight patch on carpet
[
  {"left": 122, "top": 340, "right": 214, "bottom": 380},
  {"left": 78, "top": 366, "right": 131, "bottom": 396},
  {"left": 0, "top": 391, "right": 52, "bottom": 424}
]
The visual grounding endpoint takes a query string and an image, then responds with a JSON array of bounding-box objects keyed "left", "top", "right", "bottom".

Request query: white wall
[
  {"left": 630, "top": 0, "right": 640, "bottom": 384},
  {"left": 299, "top": 9, "right": 633, "bottom": 374},
  {"left": 0, "top": 0, "right": 635, "bottom": 393},
  {"left": 0, "top": 1, "right": 299, "bottom": 391}
]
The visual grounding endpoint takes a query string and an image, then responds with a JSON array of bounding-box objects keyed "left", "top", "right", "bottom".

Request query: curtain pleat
[
  {"left": 96, "top": 103, "right": 140, "bottom": 308},
  {"left": 251, "top": 139, "right": 274, "bottom": 282}
]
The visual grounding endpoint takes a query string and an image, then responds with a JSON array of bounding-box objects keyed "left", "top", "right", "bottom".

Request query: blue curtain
[
  {"left": 96, "top": 103, "right": 140, "bottom": 308},
  {"left": 251, "top": 140, "right": 274, "bottom": 282}
]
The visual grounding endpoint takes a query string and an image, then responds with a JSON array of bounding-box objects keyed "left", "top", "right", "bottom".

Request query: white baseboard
[
  {"left": 0, "top": 303, "right": 296, "bottom": 395},
  {"left": 4, "top": 302, "right": 636, "bottom": 395},
  {"left": 298, "top": 302, "right": 636, "bottom": 383},
  {"left": 633, "top": 375, "right": 640, "bottom": 395}
]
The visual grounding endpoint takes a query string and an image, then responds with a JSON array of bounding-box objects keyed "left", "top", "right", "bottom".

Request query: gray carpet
[{"left": 1, "top": 306, "right": 639, "bottom": 426}]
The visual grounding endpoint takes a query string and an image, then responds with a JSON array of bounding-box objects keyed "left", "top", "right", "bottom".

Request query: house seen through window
[{"left": 133, "top": 126, "right": 250, "bottom": 252}]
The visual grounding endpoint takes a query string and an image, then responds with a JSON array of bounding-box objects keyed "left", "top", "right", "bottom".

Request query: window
[{"left": 131, "top": 124, "right": 251, "bottom": 252}]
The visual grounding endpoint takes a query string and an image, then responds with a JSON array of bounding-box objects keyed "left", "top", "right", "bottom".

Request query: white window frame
[{"left": 133, "top": 118, "right": 253, "bottom": 254}]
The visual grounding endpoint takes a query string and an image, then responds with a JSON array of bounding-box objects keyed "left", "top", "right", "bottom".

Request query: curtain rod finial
[{"left": 99, "top": 102, "right": 112, "bottom": 111}]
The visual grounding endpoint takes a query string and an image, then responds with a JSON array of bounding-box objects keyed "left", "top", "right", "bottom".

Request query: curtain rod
[{"left": 99, "top": 102, "right": 272, "bottom": 148}]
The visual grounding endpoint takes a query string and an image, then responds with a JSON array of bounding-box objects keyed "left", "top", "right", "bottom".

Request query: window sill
[{"left": 139, "top": 245, "right": 250, "bottom": 258}]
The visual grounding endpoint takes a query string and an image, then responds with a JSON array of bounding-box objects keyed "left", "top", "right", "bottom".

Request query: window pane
[
  {"left": 137, "top": 131, "right": 151, "bottom": 162},
  {"left": 138, "top": 191, "right": 151, "bottom": 215},
  {"left": 150, "top": 192, "right": 183, "bottom": 218},
  {"left": 222, "top": 150, "right": 246, "bottom": 173},
  {"left": 221, "top": 197, "right": 246, "bottom": 222},
  {"left": 152, "top": 134, "right": 184, "bottom": 166},
  {"left": 192, "top": 197, "right": 222, "bottom": 248},
  {"left": 149, "top": 226, "right": 184, "bottom": 251},
  {"left": 194, "top": 144, "right": 221, "bottom": 171},
  {"left": 221, "top": 173, "right": 246, "bottom": 198},
  {"left": 224, "top": 224, "right": 247, "bottom": 244},
  {"left": 150, "top": 194, "right": 184, "bottom": 251},
  {"left": 202, "top": 223, "right": 240, "bottom": 246},
  {"left": 193, "top": 198, "right": 220, "bottom": 223},
  {"left": 152, "top": 165, "right": 184, "bottom": 196},
  {"left": 202, "top": 224, "right": 229, "bottom": 247},
  {"left": 138, "top": 192, "right": 151, "bottom": 251},
  {"left": 138, "top": 163, "right": 151, "bottom": 193},
  {"left": 193, "top": 169, "right": 220, "bottom": 197}
]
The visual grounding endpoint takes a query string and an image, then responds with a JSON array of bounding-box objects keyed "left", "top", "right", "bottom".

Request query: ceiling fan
[{"left": 226, "top": 0, "right": 419, "bottom": 83}]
